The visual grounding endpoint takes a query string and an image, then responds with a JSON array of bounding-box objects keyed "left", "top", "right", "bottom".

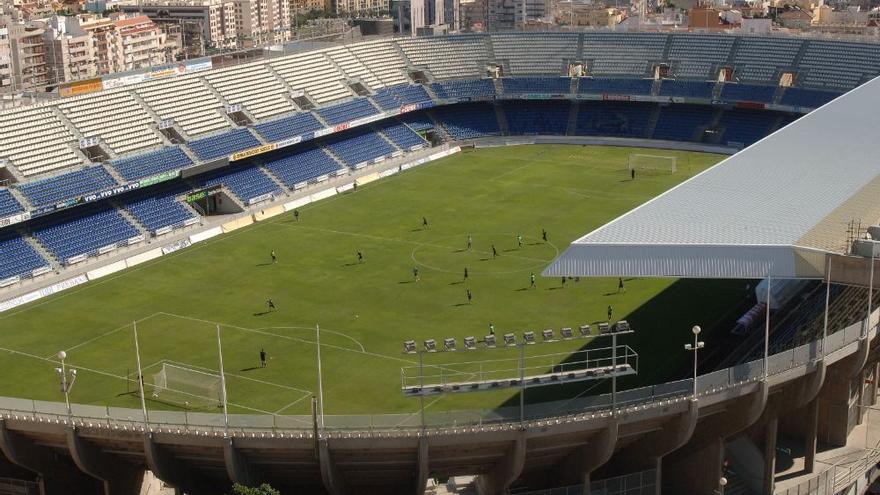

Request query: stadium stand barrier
[
  {"left": 253, "top": 205, "right": 285, "bottom": 222},
  {"left": 355, "top": 171, "right": 380, "bottom": 186},
  {"left": 85, "top": 259, "right": 128, "bottom": 280},
  {"left": 221, "top": 215, "right": 255, "bottom": 233},
  {"left": 189, "top": 226, "right": 223, "bottom": 244},
  {"left": 125, "top": 247, "right": 164, "bottom": 267}
]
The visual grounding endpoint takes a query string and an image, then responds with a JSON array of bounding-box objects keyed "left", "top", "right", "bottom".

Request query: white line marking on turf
[
  {"left": 164, "top": 359, "right": 313, "bottom": 395},
  {"left": 272, "top": 393, "right": 314, "bottom": 415},
  {"left": 46, "top": 312, "right": 164, "bottom": 360}
]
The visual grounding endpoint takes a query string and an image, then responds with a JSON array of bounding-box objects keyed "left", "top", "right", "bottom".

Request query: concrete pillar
[
  {"left": 803, "top": 398, "right": 819, "bottom": 473},
  {"left": 0, "top": 420, "right": 101, "bottom": 495},
  {"left": 66, "top": 427, "right": 144, "bottom": 495},
  {"left": 762, "top": 417, "right": 778, "bottom": 495},
  {"left": 415, "top": 436, "right": 428, "bottom": 495},
  {"left": 556, "top": 420, "right": 618, "bottom": 489},
  {"left": 475, "top": 430, "right": 526, "bottom": 495},
  {"left": 318, "top": 438, "right": 349, "bottom": 495},
  {"left": 223, "top": 436, "right": 255, "bottom": 486},
  {"left": 144, "top": 433, "right": 215, "bottom": 495},
  {"left": 818, "top": 342, "right": 867, "bottom": 446}
]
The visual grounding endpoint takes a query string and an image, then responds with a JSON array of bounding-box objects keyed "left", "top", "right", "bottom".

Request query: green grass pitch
[{"left": 0, "top": 144, "right": 747, "bottom": 417}]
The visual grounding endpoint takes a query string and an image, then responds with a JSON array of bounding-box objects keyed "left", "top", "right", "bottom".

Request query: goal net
[
  {"left": 151, "top": 363, "right": 222, "bottom": 409},
  {"left": 628, "top": 154, "right": 677, "bottom": 174}
]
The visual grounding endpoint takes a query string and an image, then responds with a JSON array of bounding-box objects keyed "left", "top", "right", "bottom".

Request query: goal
[
  {"left": 151, "top": 363, "right": 222, "bottom": 409},
  {"left": 628, "top": 154, "right": 677, "bottom": 174}
]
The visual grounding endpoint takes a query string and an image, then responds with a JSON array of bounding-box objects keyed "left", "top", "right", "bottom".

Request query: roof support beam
[
  {"left": 555, "top": 420, "right": 618, "bottom": 488},
  {"left": 318, "top": 438, "right": 349, "bottom": 495},
  {"left": 66, "top": 427, "right": 144, "bottom": 495},
  {"left": 475, "top": 430, "right": 526, "bottom": 495}
]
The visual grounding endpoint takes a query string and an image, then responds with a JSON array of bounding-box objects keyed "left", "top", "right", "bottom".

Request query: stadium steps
[
  {"left": 421, "top": 83, "right": 440, "bottom": 101},
  {"left": 565, "top": 102, "right": 580, "bottom": 136},
  {"left": 792, "top": 40, "right": 811, "bottom": 74},
  {"left": 374, "top": 126, "right": 404, "bottom": 152},
  {"left": 650, "top": 79, "right": 662, "bottom": 96},
  {"left": 323, "top": 53, "right": 360, "bottom": 98},
  {"left": 6, "top": 185, "right": 31, "bottom": 210},
  {"left": 22, "top": 230, "right": 59, "bottom": 270},
  {"left": 425, "top": 111, "right": 454, "bottom": 142},
  {"left": 712, "top": 82, "right": 724, "bottom": 101},
  {"left": 569, "top": 77, "right": 579, "bottom": 94},
  {"left": 115, "top": 203, "right": 150, "bottom": 237},
  {"left": 390, "top": 42, "right": 418, "bottom": 78},
  {"left": 576, "top": 33, "right": 584, "bottom": 56},
  {"left": 773, "top": 86, "right": 787, "bottom": 105},
  {"left": 48, "top": 106, "right": 85, "bottom": 141},
  {"left": 493, "top": 103, "right": 510, "bottom": 135},
  {"left": 263, "top": 65, "right": 302, "bottom": 109},
  {"left": 200, "top": 77, "right": 242, "bottom": 129},
  {"left": 102, "top": 163, "right": 127, "bottom": 184},
  {"left": 722, "top": 472, "right": 757, "bottom": 495},
  {"left": 257, "top": 164, "right": 290, "bottom": 194},
  {"left": 644, "top": 105, "right": 662, "bottom": 139},
  {"left": 320, "top": 144, "right": 349, "bottom": 170},
  {"left": 492, "top": 78, "right": 504, "bottom": 95},
  {"left": 726, "top": 37, "right": 742, "bottom": 67},
  {"left": 484, "top": 36, "right": 496, "bottom": 63}
]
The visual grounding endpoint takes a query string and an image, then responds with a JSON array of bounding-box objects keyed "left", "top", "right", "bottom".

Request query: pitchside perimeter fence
[{"left": 0, "top": 322, "right": 866, "bottom": 436}]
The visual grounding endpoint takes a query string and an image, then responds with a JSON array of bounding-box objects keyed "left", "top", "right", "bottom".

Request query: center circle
[{"left": 410, "top": 232, "right": 559, "bottom": 275}]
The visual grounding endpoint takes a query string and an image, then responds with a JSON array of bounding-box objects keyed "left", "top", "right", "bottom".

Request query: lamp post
[
  {"left": 718, "top": 476, "right": 727, "bottom": 495},
  {"left": 55, "top": 351, "right": 77, "bottom": 419},
  {"left": 684, "top": 325, "right": 704, "bottom": 400}
]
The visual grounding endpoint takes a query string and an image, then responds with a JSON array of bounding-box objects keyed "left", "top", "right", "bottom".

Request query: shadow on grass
[
  {"left": 452, "top": 302, "right": 471, "bottom": 307},
  {"left": 240, "top": 366, "right": 260, "bottom": 372},
  {"left": 398, "top": 280, "right": 415, "bottom": 284},
  {"left": 449, "top": 281, "right": 464, "bottom": 285},
  {"left": 255, "top": 262, "right": 273, "bottom": 267},
  {"left": 253, "top": 311, "right": 272, "bottom": 316}
]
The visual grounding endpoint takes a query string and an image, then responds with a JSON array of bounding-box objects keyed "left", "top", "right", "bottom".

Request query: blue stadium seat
[
  {"left": 504, "top": 101, "right": 570, "bottom": 135},
  {"left": 192, "top": 165, "right": 282, "bottom": 204},
  {"left": 372, "top": 85, "right": 432, "bottom": 110},
  {"left": 430, "top": 79, "right": 496, "bottom": 100},
  {"left": 501, "top": 77, "right": 571, "bottom": 94},
  {"left": 325, "top": 128, "right": 396, "bottom": 167},
  {"left": 122, "top": 181, "right": 196, "bottom": 234},
  {"left": 717, "top": 109, "right": 778, "bottom": 147},
  {"left": 780, "top": 88, "right": 842, "bottom": 108},
  {"left": 378, "top": 122, "right": 427, "bottom": 150},
  {"left": 32, "top": 205, "right": 141, "bottom": 263},
  {"left": 658, "top": 80, "right": 715, "bottom": 99},
  {"left": 19, "top": 166, "right": 117, "bottom": 207},
  {"left": 0, "top": 189, "right": 24, "bottom": 217},
  {"left": 188, "top": 128, "right": 262, "bottom": 161},
  {"left": 111, "top": 147, "right": 193, "bottom": 182},
  {"left": 263, "top": 145, "right": 344, "bottom": 188},
  {"left": 433, "top": 103, "right": 500, "bottom": 140},
  {"left": 0, "top": 233, "right": 49, "bottom": 281},
  {"left": 719, "top": 83, "right": 777, "bottom": 104},
  {"left": 578, "top": 78, "right": 653, "bottom": 95},
  {"left": 652, "top": 105, "right": 715, "bottom": 141},
  {"left": 399, "top": 112, "right": 435, "bottom": 132},
  {"left": 317, "top": 98, "right": 380, "bottom": 125},
  {"left": 576, "top": 102, "right": 652, "bottom": 138},
  {"left": 254, "top": 112, "right": 325, "bottom": 143}
]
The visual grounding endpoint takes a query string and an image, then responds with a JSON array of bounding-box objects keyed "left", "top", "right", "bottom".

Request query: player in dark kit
[
  {"left": 267, "top": 299, "right": 276, "bottom": 312},
  {"left": 271, "top": 250, "right": 277, "bottom": 264},
  {"left": 492, "top": 245, "right": 498, "bottom": 258},
  {"left": 422, "top": 217, "right": 429, "bottom": 229},
  {"left": 260, "top": 348, "right": 267, "bottom": 367},
  {"left": 413, "top": 266, "right": 420, "bottom": 282},
  {"left": 357, "top": 251, "right": 364, "bottom": 263},
  {"left": 467, "top": 289, "right": 473, "bottom": 304},
  {"left": 607, "top": 305, "right": 613, "bottom": 321},
  {"left": 294, "top": 209, "right": 300, "bottom": 221},
  {"left": 464, "top": 267, "right": 469, "bottom": 281},
  {"left": 542, "top": 229, "right": 548, "bottom": 242}
]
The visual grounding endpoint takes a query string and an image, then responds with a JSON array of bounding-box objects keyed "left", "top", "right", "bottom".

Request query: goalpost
[
  {"left": 627, "top": 153, "right": 677, "bottom": 174},
  {"left": 151, "top": 363, "right": 222, "bottom": 409}
]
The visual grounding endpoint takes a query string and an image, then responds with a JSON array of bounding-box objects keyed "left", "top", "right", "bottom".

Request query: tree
[{"left": 229, "top": 483, "right": 281, "bottom": 495}]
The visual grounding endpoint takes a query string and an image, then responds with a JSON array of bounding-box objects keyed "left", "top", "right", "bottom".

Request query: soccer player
[
  {"left": 267, "top": 299, "right": 276, "bottom": 312},
  {"left": 357, "top": 251, "right": 364, "bottom": 263},
  {"left": 413, "top": 266, "right": 420, "bottom": 282},
  {"left": 467, "top": 235, "right": 473, "bottom": 251},
  {"left": 492, "top": 244, "right": 498, "bottom": 258},
  {"left": 561, "top": 276, "right": 566, "bottom": 287},
  {"left": 618, "top": 277, "right": 626, "bottom": 293},
  {"left": 260, "top": 348, "right": 267, "bottom": 368},
  {"left": 517, "top": 234, "right": 523, "bottom": 248},
  {"left": 489, "top": 322, "right": 495, "bottom": 335},
  {"left": 530, "top": 273, "right": 536, "bottom": 289},
  {"left": 542, "top": 228, "right": 548, "bottom": 242},
  {"left": 464, "top": 267, "right": 469, "bottom": 281},
  {"left": 631, "top": 169, "right": 636, "bottom": 180},
  {"left": 294, "top": 209, "right": 300, "bottom": 221},
  {"left": 607, "top": 305, "right": 613, "bottom": 321},
  {"left": 271, "top": 250, "right": 277, "bottom": 264},
  {"left": 467, "top": 288, "right": 473, "bottom": 304},
  {"left": 422, "top": 217, "right": 429, "bottom": 229}
]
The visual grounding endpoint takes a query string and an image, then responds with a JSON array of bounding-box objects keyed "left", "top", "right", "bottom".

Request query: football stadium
[{"left": 0, "top": 32, "right": 879, "bottom": 495}]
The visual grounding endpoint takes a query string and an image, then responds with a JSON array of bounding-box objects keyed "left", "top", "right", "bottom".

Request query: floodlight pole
[
  {"left": 133, "top": 321, "right": 150, "bottom": 428},
  {"left": 316, "top": 325, "right": 325, "bottom": 431},
  {"left": 418, "top": 350, "right": 426, "bottom": 430},
  {"left": 866, "top": 252, "right": 875, "bottom": 339},
  {"left": 611, "top": 332, "right": 617, "bottom": 415},
  {"left": 822, "top": 257, "right": 832, "bottom": 358},
  {"left": 216, "top": 325, "right": 229, "bottom": 434},
  {"left": 684, "top": 326, "right": 704, "bottom": 400},
  {"left": 764, "top": 275, "right": 771, "bottom": 380},
  {"left": 519, "top": 341, "right": 526, "bottom": 425},
  {"left": 57, "top": 351, "right": 74, "bottom": 420}
]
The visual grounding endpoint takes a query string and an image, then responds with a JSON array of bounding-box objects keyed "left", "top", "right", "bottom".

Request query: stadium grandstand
[{"left": 0, "top": 32, "right": 879, "bottom": 495}]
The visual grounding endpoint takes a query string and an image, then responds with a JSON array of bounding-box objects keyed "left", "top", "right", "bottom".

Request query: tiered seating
[
  {"left": 667, "top": 34, "right": 735, "bottom": 79},
  {"left": 501, "top": 77, "right": 570, "bottom": 94},
  {"left": 32, "top": 205, "right": 140, "bottom": 263},
  {"left": 576, "top": 101, "right": 652, "bottom": 138},
  {"left": 491, "top": 33, "right": 578, "bottom": 75},
  {"left": 204, "top": 63, "right": 292, "bottom": 120},
  {"left": 254, "top": 112, "right": 324, "bottom": 143},
  {"left": 0, "top": 189, "right": 23, "bottom": 217},
  {"left": 732, "top": 37, "right": 801, "bottom": 82},
  {"left": 400, "top": 112, "right": 435, "bottom": 132},
  {"left": 58, "top": 90, "right": 161, "bottom": 155},
  {"left": 578, "top": 78, "right": 653, "bottom": 96},
  {"left": 188, "top": 128, "right": 261, "bottom": 161},
  {"left": 504, "top": 101, "right": 570, "bottom": 135},
  {"left": 270, "top": 50, "right": 352, "bottom": 104},
  {"left": 371, "top": 84, "right": 432, "bottom": 110},
  {"left": 799, "top": 41, "right": 880, "bottom": 90},
  {"left": 652, "top": 104, "right": 714, "bottom": 141},
  {"left": 263, "top": 145, "right": 343, "bottom": 187},
  {"left": 326, "top": 45, "right": 383, "bottom": 90},
  {"left": 717, "top": 109, "right": 778, "bottom": 147},
  {"left": 780, "top": 87, "right": 841, "bottom": 108},
  {"left": 19, "top": 166, "right": 117, "bottom": 207},
  {"left": 658, "top": 80, "right": 715, "bottom": 99},
  {"left": 135, "top": 75, "right": 230, "bottom": 137},
  {"left": 348, "top": 40, "right": 409, "bottom": 88},
  {"left": 430, "top": 79, "right": 496, "bottom": 100},
  {"left": 122, "top": 181, "right": 196, "bottom": 234},
  {"left": 433, "top": 103, "right": 500, "bottom": 140},
  {"left": 0, "top": 234, "right": 49, "bottom": 281},
  {"left": 111, "top": 146, "right": 193, "bottom": 182},
  {"left": 194, "top": 164, "right": 281, "bottom": 204},
  {"left": 397, "top": 35, "right": 488, "bottom": 80},
  {"left": 0, "top": 106, "right": 82, "bottom": 177},
  {"left": 582, "top": 33, "right": 667, "bottom": 76},
  {"left": 325, "top": 128, "right": 396, "bottom": 167},
  {"left": 378, "top": 122, "right": 427, "bottom": 150},
  {"left": 317, "top": 98, "right": 380, "bottom": 126},
  {"left": 719, "top": 83, "right": 777, "bottom": 104}
]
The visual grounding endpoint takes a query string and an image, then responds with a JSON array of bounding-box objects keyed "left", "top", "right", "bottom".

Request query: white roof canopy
[{"left": 544, "top": 77, "right": 880, "bottom": 279}]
